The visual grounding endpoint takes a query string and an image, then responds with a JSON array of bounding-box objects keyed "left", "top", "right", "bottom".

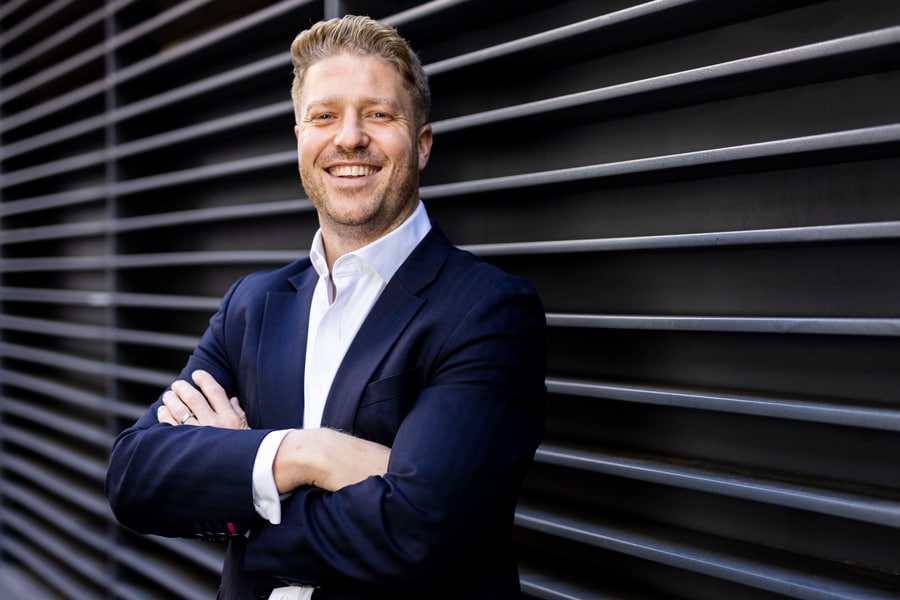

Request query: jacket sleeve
[
  {"left": 242, "top": 278, "right": 547, "bottom": 587},
  {"left": 105, "top": 277, "right": 272, "bottom": 540}
]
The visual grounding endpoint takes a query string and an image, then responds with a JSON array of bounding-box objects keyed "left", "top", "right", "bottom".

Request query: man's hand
[
  {"left": 157, "top": 370, "right": 249, "bottom": 430},
  {"left": 273, "top": 428, "right": 390, "bottom": 493},
  {"left": 157, "top": 370, "right": 389, "bottom": 493}
]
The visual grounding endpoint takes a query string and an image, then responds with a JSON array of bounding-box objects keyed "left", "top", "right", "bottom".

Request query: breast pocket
[{"left": 354, "top": 368, "right": 421, "bottom": 446}]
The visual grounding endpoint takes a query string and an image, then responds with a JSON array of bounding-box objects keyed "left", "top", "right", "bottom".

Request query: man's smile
[{"left": 327, "top": 164, "right": 381, "bottom": 177}]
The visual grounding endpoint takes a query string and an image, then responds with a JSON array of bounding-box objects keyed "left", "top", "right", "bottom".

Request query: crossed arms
[{"left": 158, "top": 369, "right": 389, "bottom": 494}]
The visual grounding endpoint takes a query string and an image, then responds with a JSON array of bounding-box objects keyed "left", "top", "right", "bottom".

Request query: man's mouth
[{"left": 328, "top": 165, "right": 380, "bottom": 177}]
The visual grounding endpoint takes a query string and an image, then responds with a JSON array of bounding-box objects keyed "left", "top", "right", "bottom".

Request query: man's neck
[{"left": 319, "top": 205, "right": 418, "bottom": 272}]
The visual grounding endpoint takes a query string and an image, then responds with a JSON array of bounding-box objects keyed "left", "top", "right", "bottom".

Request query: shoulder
[
  {"left": 445, "top": 242, "right": 539, "bottom": 298},
  {"left": 421, "top": 239, "right": 544, "bottom": 327},
  {"left": 217, "top": 257, "right": 313, "bottom": 316},
  {"left": 410, "top": 226, "right": 539, "bottom": 299},
  {"left": 230, "top": 257, "right": 313, "bottom": 295}
]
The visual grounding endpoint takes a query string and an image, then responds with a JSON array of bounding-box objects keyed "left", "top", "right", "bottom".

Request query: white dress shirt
[{"left": 252, "top": 201, "right": 432, "bottom": 525}]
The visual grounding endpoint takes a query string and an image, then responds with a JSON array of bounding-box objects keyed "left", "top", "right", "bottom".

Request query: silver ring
[{"left": 178, "top": 411, "right": 193, "bottom": 425}]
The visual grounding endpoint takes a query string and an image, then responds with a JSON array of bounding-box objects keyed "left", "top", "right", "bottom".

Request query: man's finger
[
  {"left": 159, "top": 396, "right": 196, "bottom": 426},
  {"left": 191, "top": 370, "right": 233, "bottom": 413},
  {"left": 229, "top": 397, "right": 250, "bottom": 429},
  {"left": 170, "top": 379, "right": 212, "bottom": 421},
  {"left": 157, "top": 404, "right": 177, "bottom": 426}
]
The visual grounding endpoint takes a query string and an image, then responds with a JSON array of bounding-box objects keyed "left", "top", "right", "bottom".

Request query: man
[{"left": 106, "top": 14, "right": 546, "bottom": 599}]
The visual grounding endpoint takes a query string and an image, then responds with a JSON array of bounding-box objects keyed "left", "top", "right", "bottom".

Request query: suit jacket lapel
[
  {"left": 321, "top": 227, "right": 452, "bottom": 431},
  {"left": 256, "top": 264, "right": 318, "bottom": 429}
]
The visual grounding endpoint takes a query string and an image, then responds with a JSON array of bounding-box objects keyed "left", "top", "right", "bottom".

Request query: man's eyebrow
[{"left": 304, "top": 97, "right": 405, "bottom": 113}]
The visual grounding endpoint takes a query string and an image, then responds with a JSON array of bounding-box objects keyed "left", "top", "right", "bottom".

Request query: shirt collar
[{"left": 308, "top": 200, "right": 432, "bottom": 282}]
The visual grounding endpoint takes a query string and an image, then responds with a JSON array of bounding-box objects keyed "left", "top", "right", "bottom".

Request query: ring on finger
[{"left": 179, "top": 411, "right": 194, "bottom": 425}]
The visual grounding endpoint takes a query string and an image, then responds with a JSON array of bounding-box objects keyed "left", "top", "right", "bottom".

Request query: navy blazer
[{"left": 106, "top": 226, "right": 546, "bottom": 599}]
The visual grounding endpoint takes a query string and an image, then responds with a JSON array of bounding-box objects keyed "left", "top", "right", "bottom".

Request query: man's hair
[{"left": 290, "top": 15, "right": 431, "bottom": 126}]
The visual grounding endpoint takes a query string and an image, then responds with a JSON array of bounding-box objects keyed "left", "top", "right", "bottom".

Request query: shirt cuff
[{"left": 252, "top": 429, "right": 293, "bottom": 524}]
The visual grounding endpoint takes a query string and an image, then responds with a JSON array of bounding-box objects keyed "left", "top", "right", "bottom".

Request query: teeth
[{"left": 329, "top": 165, "right": 377, "bottom": 177}]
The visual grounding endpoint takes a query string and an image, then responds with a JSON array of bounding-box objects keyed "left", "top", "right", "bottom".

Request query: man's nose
[{"left": 333, "top": 115, "right": 368, "bottom": 149}]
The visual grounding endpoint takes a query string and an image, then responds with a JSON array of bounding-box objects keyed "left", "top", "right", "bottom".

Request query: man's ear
[{"left": 417, "top": 123, "right": 433, "bottom": 171}]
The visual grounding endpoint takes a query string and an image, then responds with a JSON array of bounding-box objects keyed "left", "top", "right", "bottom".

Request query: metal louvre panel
[{"left": 2, "top": 1, "right": 899, "bottom": 599}]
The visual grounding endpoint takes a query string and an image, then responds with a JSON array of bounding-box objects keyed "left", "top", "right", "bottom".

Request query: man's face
[{"left": 294, "top": 53, "right": 432, "bottom": 247}]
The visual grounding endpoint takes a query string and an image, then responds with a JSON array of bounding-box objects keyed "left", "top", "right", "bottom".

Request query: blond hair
[{"left": 290, "top": 15, "right": 431, "bottom": 126}]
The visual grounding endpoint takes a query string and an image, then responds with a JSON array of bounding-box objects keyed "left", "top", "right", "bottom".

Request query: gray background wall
[{"left": 2, "top": 1, "right": 900, "bottom": 598}]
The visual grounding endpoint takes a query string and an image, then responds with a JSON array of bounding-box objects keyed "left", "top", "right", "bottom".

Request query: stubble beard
[{"left": 302, "top": 153, "right": 420, "bottom": 247}]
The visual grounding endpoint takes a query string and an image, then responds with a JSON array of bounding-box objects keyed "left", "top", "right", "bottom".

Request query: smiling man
[{"left": 106, "top": 15, "right": 546, "bottom": 600}]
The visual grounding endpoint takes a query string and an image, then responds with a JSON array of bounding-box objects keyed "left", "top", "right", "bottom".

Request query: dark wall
[{"left": 2, "top": 1, "right": 900, "bottom": 597}]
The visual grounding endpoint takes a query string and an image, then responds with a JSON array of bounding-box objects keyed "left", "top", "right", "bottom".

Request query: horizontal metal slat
[
  {"left": 465, "top": 220, "right": 900, "bottom": 256},
  {"left": 7, "top": 158, "right": 280, "bottom": 230},
  {"left": 0, "top": 198, "right": 308, "bottom": 243},
  {"left": 2, "top": 396, "right": 112, "bottom": 448},
  {"left": 518, "top": 565, "right": 618, "bottom": 600},
  {"left": 6, "top": 510, "right": 110, "bottom": 594},
  {"left": 110, "top": 538, "right": 219, "bottom": 600},
  {"left": 0, "top": 186, "right": 102, "bottom": 218},
  {"left": 515, "top": 502, "right": 898, "bottom": 600},
  {"left": 432, "top": 26, "right": 900, "bottom": 134},
  {"left": 0, "top": 3, "right": 104, "bottom": 76},
  {"left": 425, "top": 0, "right": 699, "bottom": 76},
  {"left": 546, "top": 377, "right": 900, "bottom": 432},
  {"left": 1, "top": 149, "right": 106, "bottom": 187},
  {"left": 0, "top": 0, "right": 305, "bottom": 127},
  {"left": 113, "top": 250, "right": 303, "bottom": 269},
  {"left": 3, "top": 455, "right": 111, "bottom": 519},
  {"left": 0, "top": 36, "right": 106, "bottom": 107},
  {"left": 0, "top": 371, "right": 107, "bottom": 411},
  {"left": 0, "top": 0, "right": 36, "bottom": 28},
  {"left": 0, "top": 315, "right": 198, "bottom": 350},
  {"left": 112, "top": 150, "right": 295, "bottom": 197},
  {"left": 535, "top": 442, "right": 900, "bottom": 528},
  {"left": 110, "top": 0, "right": 218, "bottom": 55},
  {"left": 2, "top": 476, "right": 111, "bottom": 545},
  {"left": 112, "top": 291, "right": 220, "bottom": 311},
  {"left": 110, "top": 0, "right": 306, "bottom": 87},
  {"left": 114, "top": 198, "right": 308, "bottom": 232},
  {"left": 0, "top": 250, "right": 304, "bottom": 269},
  {"left": 0, "top": 77, "right": 106, "bottom": 135},
  {"left": 423, "top": 123, "right": 900, "bottom": 200},
  {"left": 4, "top": 376, "right": 151, "bottom": 426},
  {"left": 0, "top": 0, "right": 80, "bottom": 50},
  {"left": 0, "top": 342, "right": 173, "bottom": 387},
  {"left": 0, "top": 112, "right": 107, "bottom": 161},
  {"left": 110, "top": 100, "right": 292, "bottom": 160},
  {"left": 0, "top": 220, "right": 107, "bottom": 244},
  {"left": 547, "top": 313, "right": 900, "bottom": 337},
  {"left": 0, "top": 535, "right": 97, "bottom": 600},
  {"left": 0, "top": 286, "right": 220, "bottom": 310},
  {"left": 382, "top": 0, "right": 471, "bottom": 27},
  {"left": 111, "top": 52, "right": 286, "bottom": 126},
  {"left": 1, "top": 427, "right": 107, "bottom": 482}
]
